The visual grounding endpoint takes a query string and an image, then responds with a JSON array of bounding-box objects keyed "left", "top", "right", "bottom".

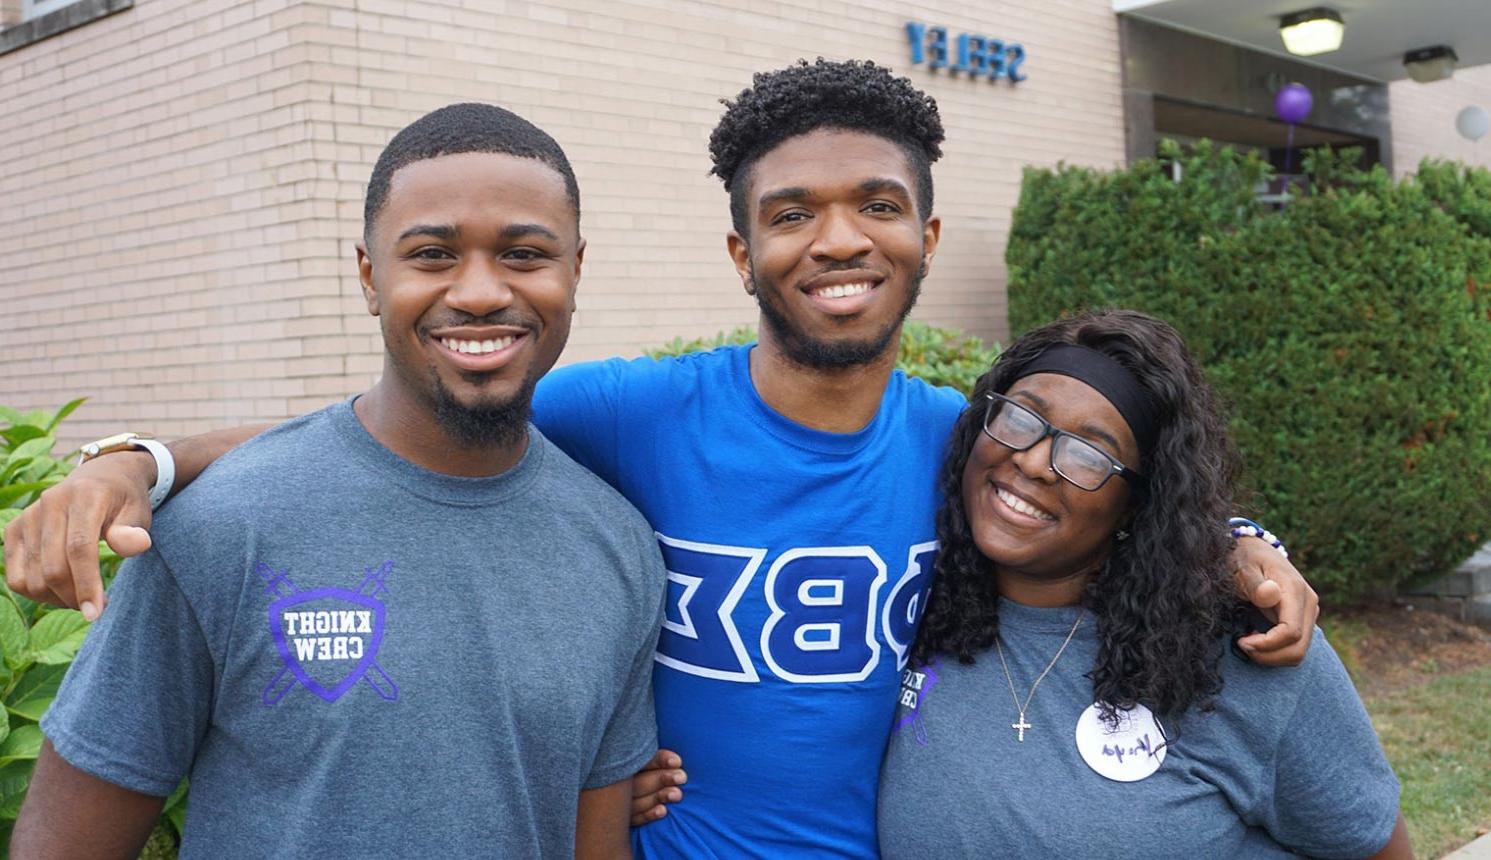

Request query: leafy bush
[
  {"left": 1416, "top": 159, "right": 1491, "bottom": 239},
  {"left": 0, "top": 402, "right": 184, "bottom": 858},
  {"left": 1007, "top": 140, "right": 1491, "bottom": 599},
  {"left": 646, "top": 326, "right": 758, "bottom": 358},
  {"left": 646, "top": 321, "right": 1000, "bottom": 398}
]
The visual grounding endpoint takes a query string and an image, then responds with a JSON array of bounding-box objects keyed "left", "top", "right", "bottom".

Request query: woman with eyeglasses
[{"left": 877, "top": 310, "right": 1411, "bottom": 859}]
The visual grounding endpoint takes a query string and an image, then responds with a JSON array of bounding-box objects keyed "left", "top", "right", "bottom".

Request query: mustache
[
  {"left": 419, "top": 310, "right": 542, "bottom": 333},
  {"left": 806, "top": 258, "right": 873, "bottom": 277},
  {"left": 791, "top": 258, "right": 885, "bottom": 287}
]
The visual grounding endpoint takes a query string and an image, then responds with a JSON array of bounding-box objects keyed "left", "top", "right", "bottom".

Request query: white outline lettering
[
  {"left": 793, "top": 622, "right": 841, "bottom": 651},
  {"left": 662, "top": 572, "right": 703, "bottom": 639},
  {"left": 761, "top": 546, "right": 886, "bottom": 684},
  {"left": 881, "top": 541, "right": 939, "bottom": 670},
  {"left": 653, "top": 533, "right": 765, "bottom": 683},
  {"left": 797, "top": 578, "right": 844, "bottom": 606}
]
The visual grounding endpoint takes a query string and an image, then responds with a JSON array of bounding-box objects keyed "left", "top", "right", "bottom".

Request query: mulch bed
[{"left": 1336, "top": 602, "right": 1491, "bottom": 698}]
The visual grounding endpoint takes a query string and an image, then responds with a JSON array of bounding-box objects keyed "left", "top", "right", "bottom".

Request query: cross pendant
[{"left": 1012, "top": 714, "right": 1031, "bottom": 742}]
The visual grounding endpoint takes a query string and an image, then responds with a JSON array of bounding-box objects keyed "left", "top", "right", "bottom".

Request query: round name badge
[{"left": 1074, "top": 702, "right": 1167, "bottom": 782}]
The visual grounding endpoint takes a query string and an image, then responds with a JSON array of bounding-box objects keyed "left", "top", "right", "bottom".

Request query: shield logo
[{"left": 268, "top": 588, "right": 387, "bottom": 703}]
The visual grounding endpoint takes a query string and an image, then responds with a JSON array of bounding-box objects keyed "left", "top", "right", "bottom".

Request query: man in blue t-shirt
[
  {"left": 551, "top": 60, "right": 1314, "bottom": 857},
  {"left": 5, "top": 63, "right": 1317, "bottom": 859},
  {"left": 11, "top": 104, "right": 663, "bottom": 858}
]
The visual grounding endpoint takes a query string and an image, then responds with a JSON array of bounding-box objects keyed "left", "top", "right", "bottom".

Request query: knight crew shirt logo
[
  {"left": 891, "top": 659, "right": 940, "bottom": 746},
  {"left": 258, "top": 560, "right": 400, "bottom": 705}
]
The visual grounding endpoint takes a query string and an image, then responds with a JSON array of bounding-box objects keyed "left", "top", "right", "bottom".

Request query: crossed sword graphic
[{"left": 258, "top": 561, "right": 399, "bottom": 705}]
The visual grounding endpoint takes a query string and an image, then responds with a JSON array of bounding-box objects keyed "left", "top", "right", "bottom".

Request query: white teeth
[
  {"left": 814, "top": 282, "right": 871, "bottom": 299},
  {"left": 440, "top": 336, "right": 515, "bottom": 355},
  {"left": 997, "top": 488, "right": 1054, "bottom": 521}
]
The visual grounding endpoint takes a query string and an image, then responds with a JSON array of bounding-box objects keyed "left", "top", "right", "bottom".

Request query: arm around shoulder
[
  {"left": 164, "top": 424, "right": 270, "bottom": 498},
  {"left": 1228, "top": 534, "right": 1320, "bottom": 667},
  {"left": 3, "top": 423, "right": 271, "bottom": 615},
  {"left": 10, "top": 741, "right": 164, "bottom": 860}
]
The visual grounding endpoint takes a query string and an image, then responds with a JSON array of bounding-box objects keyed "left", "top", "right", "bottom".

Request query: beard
[
  {"left": 751, "top": 264, "right": 924, "bottom": 371},
  {"left": 428, "top": 368, "right": 534, "bottom": 449},
  {"left": 383, "top": 314, "right": 538, "bottom": 450}
]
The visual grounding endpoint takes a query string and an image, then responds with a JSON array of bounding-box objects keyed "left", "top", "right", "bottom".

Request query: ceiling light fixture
[
  {"left": 1279, "top": 8, "right": 1344, "bottom": 57},
  {"left": 1403, "top": 45, "right": 1458, "bottom": 83}
]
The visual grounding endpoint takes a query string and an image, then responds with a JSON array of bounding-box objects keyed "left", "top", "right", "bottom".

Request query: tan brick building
[{"left": 1, "top": 0, "right": 1486, "bottom": 444}]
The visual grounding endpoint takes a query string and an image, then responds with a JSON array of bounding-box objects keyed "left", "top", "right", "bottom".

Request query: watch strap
[{"left": 129, "top": 438, "right": 175, "bottom": 511}]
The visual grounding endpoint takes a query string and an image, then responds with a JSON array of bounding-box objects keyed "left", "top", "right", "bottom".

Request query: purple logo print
[
  {"left": 893, "top": 660, "right": 940, "bottom": 746},
  {"left": 258, "top": 560, "right": 399, "bottom": 705}
]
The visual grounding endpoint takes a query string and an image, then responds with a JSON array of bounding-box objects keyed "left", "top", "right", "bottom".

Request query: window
[
  {"left": 0, "top": 0, "right": 131, "bottom": 56},
  {"left": 23, "top": 0, "right": 80, "bottom": 21}
]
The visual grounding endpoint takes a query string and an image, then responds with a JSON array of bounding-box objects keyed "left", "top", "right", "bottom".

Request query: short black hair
[
  {"left": 708, "top": 59, "right": 945, "bottom": 234},
  {"left": 362, "top": 102, "right": 581, "bottom": 243}
]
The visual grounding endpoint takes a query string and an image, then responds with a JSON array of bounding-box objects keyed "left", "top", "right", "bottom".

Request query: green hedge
[
  {"left": 1007, "top": 141, "right": 1491, "bottom": 599},
  {"left": 646, "top": 321, "right": 1000, "bottom": 398},
  {"left": 0, "top": 403, "right": 184, "bottom": 859}
]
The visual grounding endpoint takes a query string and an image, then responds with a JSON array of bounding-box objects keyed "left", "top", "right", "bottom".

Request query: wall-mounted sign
[{"left": 905, "top": 22, "right": 1027, "bottom": 82}]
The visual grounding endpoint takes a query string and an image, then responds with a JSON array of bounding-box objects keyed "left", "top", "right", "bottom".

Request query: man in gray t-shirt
[{"left": 14, "top": 104, "right": 664, "bottom": 858}]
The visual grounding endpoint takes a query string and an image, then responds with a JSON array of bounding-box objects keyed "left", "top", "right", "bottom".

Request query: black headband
[{"left": 1012, "top": 343, "right": 1159, "bottom": 458}]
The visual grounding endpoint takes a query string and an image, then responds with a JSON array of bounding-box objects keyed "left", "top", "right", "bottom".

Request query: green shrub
[
  {"left": 0, "top": 402, "right": 185, "bottom": 858},
  {"left": 646, "top": 326, "right": 758, "bottom": 358},
  {"left": 1007, "top": 140, "right": 1491, "bottom": 600},
  {"left": 1416, "top": 159, "right": 1491, "bottom": 239},
  {"left": 893, "top": 322, "right": 1002, "bottom": 396},
  {"left": 646, "top": 321, "right": 1000, "bottom": 398}
]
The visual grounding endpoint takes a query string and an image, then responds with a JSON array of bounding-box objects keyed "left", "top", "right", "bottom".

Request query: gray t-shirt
[
  {"left": 879, "top": 599, "right": 1399, "bottom": 859},
  {"left": 43, "top": 401, "right": 666, "bottom": 858}
]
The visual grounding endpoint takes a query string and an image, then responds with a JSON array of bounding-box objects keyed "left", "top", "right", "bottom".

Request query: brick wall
[
  {"left": 1389, "top": 64, "right": 1491, "bottom": 175},
  {"left": 0, "top": 0, "right": 1127, "bottom": 445},
  {"left": 0, "top": 0, "right": 374, "bottom": 444}
]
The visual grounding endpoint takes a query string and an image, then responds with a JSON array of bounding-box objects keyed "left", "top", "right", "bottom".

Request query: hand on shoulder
[{"left": 3, "top": 450, "right": 157, "bottom": 619}]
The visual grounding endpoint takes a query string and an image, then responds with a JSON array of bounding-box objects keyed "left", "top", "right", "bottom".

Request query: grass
[
  {"left": 1322, "top": 614, "right": 1372, "bottom": 681},
  {"left": 1367, "top": 666, "right": 1491, "bottom": 858},
  {"left": 1326, "top": 615, "right": 1491, "bottom": 857}
]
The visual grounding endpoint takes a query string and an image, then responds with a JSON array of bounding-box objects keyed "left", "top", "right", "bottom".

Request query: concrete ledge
[
  {"left": 1406, "top": 594, "right": 1491, "bottom": 628},
  {"left": 1405, "top": 542, "right": 1491, "bottom": 629},
  {"left": 1405, "top": 568, "right": 1491, "bottom": 599},
  {"left": 0, "top": 0, "right": 132, "bottom": 57},
  {"left": 1445, "top": 830, "right": 1491, "bottom": 859}
]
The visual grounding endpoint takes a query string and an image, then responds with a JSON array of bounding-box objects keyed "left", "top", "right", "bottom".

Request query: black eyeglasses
[{"left": 980, "top": 393, "right": 1145, "bottom": 492}]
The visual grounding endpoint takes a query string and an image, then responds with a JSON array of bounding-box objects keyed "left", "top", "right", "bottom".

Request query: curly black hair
[
  {"left": 912, "top": 310, "right": 1245, "bottom": 724},
  {"left": 363, "top": 103, "right": 580, "bottom": 244},
  {"left": 708, "top": 58, "right": 945, "bottom": 234}
]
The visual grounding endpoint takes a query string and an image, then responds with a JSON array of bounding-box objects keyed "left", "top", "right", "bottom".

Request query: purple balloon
[{"left": 1275, "top": 83, "right": 1313, "bottom": 125}]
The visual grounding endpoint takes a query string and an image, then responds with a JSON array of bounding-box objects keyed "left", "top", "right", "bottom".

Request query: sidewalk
[{"left": 1446, "top": 831, "right": 1491, "bottom": 859}]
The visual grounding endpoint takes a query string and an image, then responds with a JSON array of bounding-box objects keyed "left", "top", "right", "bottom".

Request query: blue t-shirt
[
  {"left": 44, "top": 402, "right": 666, "bottom": 858},
  {"left": 534, "top": 345, "right": 968, "bottom": 859},
  {"left": 878, "top": 599, "right": 1400, "bottom": 859}
]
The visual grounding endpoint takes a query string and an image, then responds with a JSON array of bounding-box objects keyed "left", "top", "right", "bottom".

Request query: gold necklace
[{"left": 993, "top": 610, "right": 1085, "bottom": 742}]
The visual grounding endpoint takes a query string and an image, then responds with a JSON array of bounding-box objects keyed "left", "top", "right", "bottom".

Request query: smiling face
[
  {"left": 961, "top": 373, "right": 1140, "bottom": 600},
  {"left": 357, "top": 150, "right": 582, "bottom": 447},
  {"left": 727, "top": 129, "right": 940, "bottom": 370}
]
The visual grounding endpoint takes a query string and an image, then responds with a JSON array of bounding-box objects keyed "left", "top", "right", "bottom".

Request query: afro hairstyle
[
  {"left": 362, "top": 102, "right": 580, "bottom": 244},
  {"left": 708, "top": 58, "right": 945, "bottom": 234}
]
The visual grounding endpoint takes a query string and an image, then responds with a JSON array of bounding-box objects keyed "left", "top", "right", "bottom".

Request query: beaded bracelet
[{"left": 1228, "top": 517, "right": 1289, "bottom": 559}]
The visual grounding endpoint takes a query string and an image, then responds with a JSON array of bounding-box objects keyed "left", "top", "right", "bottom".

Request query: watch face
[{"left": 78, "top": 432, "right": 144, "bottom": 462}]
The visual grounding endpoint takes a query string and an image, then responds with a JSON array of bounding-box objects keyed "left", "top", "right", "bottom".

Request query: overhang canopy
[{"left": 1114, "top": 0, "right": 1491, "bottom": 83}]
